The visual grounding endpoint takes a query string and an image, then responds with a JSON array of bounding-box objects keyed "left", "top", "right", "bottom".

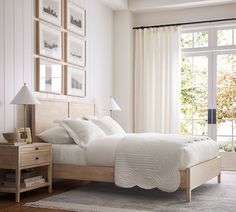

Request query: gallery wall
[{"left": 0, "top": 0, "right": 114, "bottom": 133}]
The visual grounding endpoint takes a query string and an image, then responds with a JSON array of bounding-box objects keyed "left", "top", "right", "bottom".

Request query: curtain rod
[{"left": 133, "top": 18, "right": 236, "bottom": 30}]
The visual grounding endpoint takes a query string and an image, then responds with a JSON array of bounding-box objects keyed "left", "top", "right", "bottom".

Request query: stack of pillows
[{"left": 38, "top": 116, "right": 126, "bottom": 148}]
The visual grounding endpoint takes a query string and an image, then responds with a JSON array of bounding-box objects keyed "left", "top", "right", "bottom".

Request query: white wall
[
  {"left": 0, "top": 0, "right": 114, "bottom": 133},
  {"left": 134, "top": 3, "right": 236, "bottom": 27},
  {"left": 113, "top": 11, "right": 134, "bottom": 132},
  {"left": 0, "top": 0, "right": 33, "bottom": 133}
]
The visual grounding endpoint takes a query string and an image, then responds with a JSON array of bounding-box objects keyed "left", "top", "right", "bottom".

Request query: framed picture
[
  {"left": 36, "top": 0, "right": 62, "bottom": 26},
  {"left": 16, "top": 128, "right": 32, "bottom": 144},
  {"left": 66, "top": 33, "right": 86, "bottom": 67},
  {"left": 65, "top": 1, "right": 86, "bottom": 36},
  {"left": 36, "top": 22, "right": 63, "bottom": 60},
  {"left": 36, "top": 58, "right": 63, "bottom": 94},
  {"left": 66, "top": 66, "right": 86, "bottom": 97}
]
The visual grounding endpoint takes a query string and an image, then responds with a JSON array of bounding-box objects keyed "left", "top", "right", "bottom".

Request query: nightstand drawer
[
  {"left": 20, "top": 145, "right": 51, "bottom": 153},
  {"left": 20, "top": 152, "right": 51, "bottom": 167}
]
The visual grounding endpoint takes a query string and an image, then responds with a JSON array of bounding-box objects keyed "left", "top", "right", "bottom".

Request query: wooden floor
[{"left": 0, "top": 180, "right": 88, "bottom": 212}]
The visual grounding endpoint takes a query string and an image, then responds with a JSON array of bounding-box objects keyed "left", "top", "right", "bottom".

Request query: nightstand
[{"left": 0, "top": 143, "right": 52, "bottom": 202}]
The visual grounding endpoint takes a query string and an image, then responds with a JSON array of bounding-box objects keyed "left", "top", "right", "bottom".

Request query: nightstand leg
[
  {"left": 48, "top": 164, "right": 52, "bottom": 193},
  {"left": 16, "top": 168, "right": 21, "bottom": 203}
]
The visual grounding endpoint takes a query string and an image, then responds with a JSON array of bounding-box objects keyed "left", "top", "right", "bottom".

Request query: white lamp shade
[
  {"left": 10, "top": 83, "right": 40, "bottom": 105},
  {"left": 109, "top": 98, "right": 121, "bottom": 111}
]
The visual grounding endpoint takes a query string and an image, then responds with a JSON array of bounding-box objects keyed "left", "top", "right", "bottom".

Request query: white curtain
[{"left": 134, "top": 26, "right": 181, "bottom": 133}]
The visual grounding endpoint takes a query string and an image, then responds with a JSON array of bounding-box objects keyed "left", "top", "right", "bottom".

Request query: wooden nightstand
[{"left": 0, "top": 143, "right": 52, "bottom": 202}]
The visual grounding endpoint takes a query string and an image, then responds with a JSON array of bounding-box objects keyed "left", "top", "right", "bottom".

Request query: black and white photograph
[
  {"left": 66, "top": 33, "right": 85, "bottom": 67},
  {"left": 37, "top": 0, "right": 62, "bottom": 26},
  {"left": 67, "top": 66, "right": 86, "bottom": 97},
  {"left": 37, "top": 58, "right": 63, "bottom": 94},
  {"left": 66, "top": 2, "right": 85, "bottom": 36},
  {"left": 37, "top": 22, "right": 62, "bottom": 60}
]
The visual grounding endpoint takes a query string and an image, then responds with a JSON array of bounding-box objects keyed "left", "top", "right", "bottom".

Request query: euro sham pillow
[
  {"left": 90, "top": 116, "right": 126, "bottom": 136},
  {"left": 55, "top": 119, "right": 106, "bottom": 148},
  {"left": 37, "top": 126, "right": 75, "bottom": 144}
]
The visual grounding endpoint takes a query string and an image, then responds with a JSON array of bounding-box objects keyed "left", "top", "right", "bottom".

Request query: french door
[
  {"left": 181, "top": 50, "right": 236, "bottom": 152},
  {"left": 213, "top": 51, "right": 236, "bottom": 152}
]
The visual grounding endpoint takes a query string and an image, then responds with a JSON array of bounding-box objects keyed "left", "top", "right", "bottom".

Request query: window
[
  {"left": 181, "top": 31, "right": 208, "bottom": 48},
  {"left": 181, "top": 23, "right": 236, "bottom": 152}
]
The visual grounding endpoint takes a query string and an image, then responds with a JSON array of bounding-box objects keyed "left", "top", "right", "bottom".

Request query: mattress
[
  {"left": 52, "top": 144, "right": 87, "bottom": 165},
  {"left": 86, "top": 134, "right": 219, "bottom": 170},
  {"left": 52, "top": 135, "right": 219, "bottom": 170}
]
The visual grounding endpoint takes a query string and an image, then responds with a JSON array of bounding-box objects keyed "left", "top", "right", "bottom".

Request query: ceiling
[{"left": 99, "top": 0, "right": 236, "bottom": 13}]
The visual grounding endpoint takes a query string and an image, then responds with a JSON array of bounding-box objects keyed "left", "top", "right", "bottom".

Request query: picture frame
[
  {"left": 36, "top": 0, "right": 62, "bottom": 26},
  {"left": 16, "top": 128, "right": 32, "bottom": 144},
  {"left": 66, "top": 33, "right": 86, "bottom": 67},
  {"left": 66, "top": 66, "right": 86, "bottom": 97},
  {"left": 36, "top": 58, "right": 64, "bottom": 94},
  {"left": 65, "top": 1, "right": 86, "bottom": 36},
  {"left": 36, "top": 22, "right": 63, "bottom": 60}
]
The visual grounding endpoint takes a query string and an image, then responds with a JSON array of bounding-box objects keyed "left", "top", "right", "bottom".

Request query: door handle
[
  {"left": 208, "top": 109, "right": 212, "bottom": 124},
  {"left": 212, "top": 109, "right": 216, "bottom": 124},
  {"left": 208, "top": 109, "right": 216, "bottom": 124}
]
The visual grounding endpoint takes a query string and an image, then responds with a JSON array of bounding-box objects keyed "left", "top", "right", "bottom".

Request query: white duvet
[{"left": 86, "top": 133, "right": 219, "bottom": 192}]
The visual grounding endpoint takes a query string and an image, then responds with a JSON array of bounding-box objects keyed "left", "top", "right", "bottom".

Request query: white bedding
[
  {"left": 52, "top": 144, "right": 87, "bottom": 165},
  {"left": 86, "top": 134, "right": 219, "bottom": 170}
]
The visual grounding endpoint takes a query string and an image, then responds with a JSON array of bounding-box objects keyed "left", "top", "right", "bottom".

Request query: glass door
[
  {"left": 180, "top": 53, "right": 210, "bottom": 136},
  {"left": 214, "top": 51, "right": 236, "bottom": 152}
]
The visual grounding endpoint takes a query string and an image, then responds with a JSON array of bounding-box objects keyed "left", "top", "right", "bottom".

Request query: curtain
[{"left": 134, "top": 26, "right": 181, "bottom": 133}]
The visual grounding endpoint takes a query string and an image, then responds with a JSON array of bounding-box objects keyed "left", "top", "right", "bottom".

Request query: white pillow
[
  {"left": 91, "top": 116, "right": 126, "bottom": 136},
  {"left": 37, "top": 127, "right": 75, "bottom": 144},
  {"left": 55, "top": 119, "right": 106, "bottom": 148}
]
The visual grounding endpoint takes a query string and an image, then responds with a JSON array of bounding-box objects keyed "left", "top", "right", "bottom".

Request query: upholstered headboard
[{"left": 31, "top": 99, "right": 95, "bottom": 142}]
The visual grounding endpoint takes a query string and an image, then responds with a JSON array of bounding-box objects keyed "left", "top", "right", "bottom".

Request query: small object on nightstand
[
  {"left": 0, "top": 143, "right": 52, "bottom": 202},
  {"left": 2, "top": 132, "right": 21, "bottom": 143},
  {"left": 15, "top": 128, "right": 32, "bottom": 144},
  {"left": 10, "top": 83, "right": 40, "bottom": 143}
]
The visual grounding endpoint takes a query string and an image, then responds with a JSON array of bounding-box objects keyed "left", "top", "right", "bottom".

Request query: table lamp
[
  {"left": 10, "top": 83, "right": 40, "bottom": 143},
  {"left": 108, "top": 97, "right": 121, "bottom": 117}
]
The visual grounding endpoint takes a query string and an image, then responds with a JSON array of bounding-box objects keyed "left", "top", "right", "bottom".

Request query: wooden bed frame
[{"left": 31, "top": 99, "right": 221, "bottom": 202}]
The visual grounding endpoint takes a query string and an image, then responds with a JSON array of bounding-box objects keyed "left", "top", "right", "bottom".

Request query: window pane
[
  {"left": 193, "top": 120, "right": 208, "bottom": 135},
  {"left": 180, "top": 120, "right": 192, "bottom": 135},
  {"left": 218, "top": 136, "right": 233, "bottom": 152},
  {"left": 193, "top": 104, "right": 207, "bottom": 119},
  {"left": 181, "top": 33, "right": 193, "bottom": 48},
  {"left": 217, "top": 119, "right": 233, "bottom": 136},
  {"left": 193, "top": 88, "right": 208, "bottom": 104},
  {"left": 217, "top": 29, "right": 233, "bottom": 46},
  {"left": 193, "top": 56, "right": 208, "bottom": 88},
  {"left": 235, "top": 29, "right": 236, "bottom": 45},
  {"left": 233, "top": 55, "right": 236, "bottom": 72},
  {"left": 181, "top": 57, "right": 192, "bottom": 88},
  {"left": 217, "top": 54, "right": 234, "bottom": 87},
  {"left": 193, "top": 56, "right": 208, "bottom": 72},
  {"left": 194, "top": 31, "right": 208, "bottom": 47}
]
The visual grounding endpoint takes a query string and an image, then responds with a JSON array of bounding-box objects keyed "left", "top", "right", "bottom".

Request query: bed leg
[
  {"left": 217, "top": 172, "right": 221, "bottom": 184},
  {"left": 186, "top": 188, "right": 191, "bottom": 202}
]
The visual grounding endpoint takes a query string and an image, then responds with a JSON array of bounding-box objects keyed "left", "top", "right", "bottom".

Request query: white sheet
[
  {"left": 86, "top": 134, "right": 219, "bottom": 170},
  {"left": 52, "top": 144, "right": 87, "bottom": 165}
]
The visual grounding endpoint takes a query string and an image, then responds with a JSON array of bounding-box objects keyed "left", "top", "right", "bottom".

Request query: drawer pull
[
  {"left": 35, "top": 147, "right": 39, "bottom": 150},
  {"left": 35, "top": 157, "right": 39, "bottom": 160}
]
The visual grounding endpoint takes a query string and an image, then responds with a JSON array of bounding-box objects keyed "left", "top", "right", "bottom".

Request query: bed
[{"left": 31, "top": 99, "right": 221, "bottom": 202}]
